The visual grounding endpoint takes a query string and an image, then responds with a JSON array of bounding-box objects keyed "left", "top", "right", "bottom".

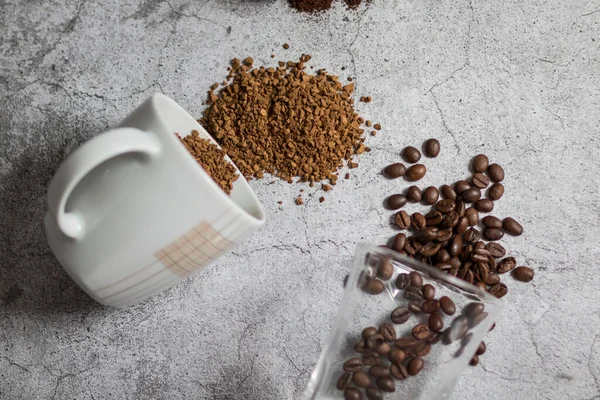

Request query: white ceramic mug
[{"left": 44, "top": 94, "right": 265, "bottom": 308}]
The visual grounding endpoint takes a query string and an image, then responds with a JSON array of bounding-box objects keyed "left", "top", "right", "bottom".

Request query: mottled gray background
[{"left": 1, "top": 0, "right": 599, "bottom": 399}]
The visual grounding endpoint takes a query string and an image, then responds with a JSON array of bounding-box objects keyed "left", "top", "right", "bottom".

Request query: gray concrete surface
[{"left": 1, "top": 0, "right": 599, "bottom": 399}]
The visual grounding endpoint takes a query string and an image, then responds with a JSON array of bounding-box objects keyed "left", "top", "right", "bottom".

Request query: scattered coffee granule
[
  {"left": 295, "top": 197, "right": 304, "bottom": 205},
  {"left": 178, "top": 130, "right": 239, "bottom": 195},
  {"left": 283, "top": 43, "right": 290, "bottom": 49},
  {"left": 201, "top": 53, "right": 369, "bottom": 187},
  {"left": 360, "top": 96, "right": 372, "bottom": 103},
  {"left": 277, "top": 201, "right": 283, "bottom": 204},
  {"left": 319, "top": 197, "right": 325, "bottom": 203},
  {"left": 345, "top": 173, "right": 350, "bottom": 179},
  {"left": 373, "top": 123, "right": 381, "bottom": 130}
]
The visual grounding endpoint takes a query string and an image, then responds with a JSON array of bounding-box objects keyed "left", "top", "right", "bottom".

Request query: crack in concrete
[
  {"left": 480, "top": 363, "right": 533, "bottom": 384},
  {"left": 163, "top": 0, "right": 227, "bottom": 29},
  {"left": 588, "top": 334, "right": 600, "bottom": 393},
  {"left": 237, "top": 321, "right": 258, "bottom": 361},
  {"left": 429, "top": 89, "right": 462, "bottom": 155},
  {"left": 1, "top": 356, "right": 30, "bottom": 373},
  {"left": 582, "top": 9, "right": 600, "bottom": 16},
  {"left": 283, "top": 350, "right": 302, "bottom": 373},
  {"left": 0, "top": 79, "right": 41, "bottom": 101},
  {"left": 346, "top": 7, "right": 370, "bottom": 89},
  {"left": 237, "top": 354, "right": 257, "bottom": 390}
]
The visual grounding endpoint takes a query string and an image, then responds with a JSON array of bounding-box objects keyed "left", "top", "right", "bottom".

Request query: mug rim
[{"left": 149, "top": 93, "right": 265, "bottom": 225}]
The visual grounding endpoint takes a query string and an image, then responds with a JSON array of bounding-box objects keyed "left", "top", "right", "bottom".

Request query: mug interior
[{"left": 150, "top": 94, "right": 265, "bottom": 223}]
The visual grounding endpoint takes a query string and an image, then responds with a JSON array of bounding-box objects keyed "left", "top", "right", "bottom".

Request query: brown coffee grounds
[
  {"left": 289, "top": 0, "right": 366, "bottom": 12},
  {"left": 200, "top": 54, "right": 369, "bottom": 187},
  {"left": 178, "top": 130, "right": 239, "bottom": 195}
]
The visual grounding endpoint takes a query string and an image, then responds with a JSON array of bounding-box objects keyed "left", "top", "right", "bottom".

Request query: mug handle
[{"left": 47, "top": 127, "right": 161, "bottom": 240}]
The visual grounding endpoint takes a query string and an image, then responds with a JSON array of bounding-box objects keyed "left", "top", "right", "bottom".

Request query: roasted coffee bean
[
  {"left": 472, "top": 154, "right": 489, "bottom": 173},
  {"left": 421, "top": 299, "right": 440, "bottom": 314},
  {"left": 454, "top": 180, "right": 471, "bottom": 194},
  {"left": 455, "top": 199, "right": 466, "bottom": 217},
  {"left": 377, "top": 259, "right": 394, "bottom": 281},
  {"left": 489, "top": 282, "right": 508, "bottom": 298},
  {"left": 503, "top": 217, "right": 523, "bottom": 236},
  {"left": 394, "top": 337, "right": 421, "bottom": 348},
  {"left": 383, "top": 163, "right": 406, "bottom": 179},
  {"left": 465, "top": 207, "right": 479, "bottom": 226},
  {"left": 448, "top": 235, "right": 463, "bottom": 256},
  {"left": 406, "top": 164, "right": 427, "bottom": 181},
  {"left": 404, "top": 286, "right": 423, "bottom": 301},
  {"left": 377, "top": 377, "right": 395, "bottom": 392},
  {"left": 366, "top": 388, "right": 383, "bottom": 400},
  {"left": 390, "top": 363, "right": 408, "bottom": 380},
  {"left": 475, "top": 281, "right": 487, "bottom": 291},
  {"left": 414, "top": 342, "right": 432, "bottom": 357},
  {"left": 435, "top": 262, "right": 452, "bottom": 271},
  {"left": 344, "top": 387, "right": 363, "bottom": 400},
  {"left": 409, "top": 271, "right": 423, "bottom": 288},
  {"left": 487, "top": 163, "right": 504, "bottom": 182},
  {"left": 483, "top": 227, "right": 504, "bottom": 241},
  {"left": 369, "top": 365, "right": 391, "bottom": 379},
  {"left": 434, "top": 249, "right": 451, "bottom": 263},
  {"left": 460, "top": 247, "right": 473, "bottom": 262},
  {"left": 363, "top": 352, "right": 381, "bottom": 366},
  {"left": 391, "top": 306, "right": 411, "bottom": 324},
  {"left": 471, "top": 248, "right": 491, "bottom": 263},
  {"left": 448, "top": 257, "right": 461, "bottom": 270},
  {"left": 474, "top": 199, "right": 494, "bottom": 212},
  {"left": 471, "top": 172, "right": 490, "bottom": 189},
  {"left": 344, "top": 358, "right": 364, "bottom": 372},
  {"left": 440, "top": 211, "right": 459, "bottom": 229},
  {"left": 389, "top": 348, "right": 406, "bottom": 364},
  {"left": 425, "top": 210, "right": 443, "bottom": 226},
  {"left": 468, "top": 355, "right": 479, "bottom": 366},
  {"left": 463, "top": 302, "right": 484, "bottom": 317},
  {"left": 422, "top": 284, "right": 436, "bottom": 300},
  {"left": 513, "top": 266, "right": 534, "bottom": 282},
  {"left": 405, "top": 239, "right": 420, "bottom": 255},
  {"left": 375, "top": 342, "right": 392, "bottom": 355},
  {"left": 422, "top": 186, "right": 440, "bottom": 205},
  {"left": 461, "top": 187, "right": 481, "bottom": 203},
  {"left": 414, "top": 227, "right": 439, "bottom": 244},
  {"left": 364, "top": 279, "right": 385, "bottom": 295},
  {"left": 395, "top": 273, "right": 411, "bottom": 289},
  {"left": 497, "top": 257, "right": 517, "bottom": 274},
  {"left": 423, "top": 138, "right": 440, "bottom": 158},
  {"left": 408, "top": 301, "right": 422, "bottom": 313},
  {"left": 440, "top": 296, "right": 456, "bottom": 315},
  {"left": 402, "top": 146, "right": 421, "bottom": 163},
  {"left": 482, "top": 215, "right": 502, "bottom": 228},
  {"left": 392, "top": 233, "right": 407, "bottom": 252},
  {"left": 367, "top": 334, "right": 385, "bottom": 350},
  {"left": 411, "top": 212, "right": 427, "bottom": 231},
  {"left": 353, "top": 371, "right": 370, "bottom": 388},
  {"left": 476, "top": 341, "right": 486, "bottom": 355},
  {"left": 386, "top": 194, "right": 408, "bottom": 210},
  {"left": 464, "top": 228, "right": 482, "bottom": 244},
  {"left": 427, "top": 331, "right": 443, "bottom": 345},
  {"left": 468, "top": 311, "right": 489, "bottom": 328},
  {"left": 419, "top": 242, "right": 441, "bottom": 257},
  {"left": 489, "top": 322, "right": 496, "bottom": 331},
  {"left": 428, "top": 313, "right": 444, "bottom": 332},
  {"left": 449, "top": 315, "right": 469, "bottom": 342},
  {"left": 436, "top": 199, "right": 456, "bottom": 213},
  {"left": 440, "top": 184, "right": 457, "bottom": 200},
  {"left": 412, "top": 324, "right": 430, "bottom": 340},
  {"left": 407, "top": 358, "right": 425, "bottom": 376},
  {"left": 488, "top": 256, "right": 497, "bottom": 270},
  {"left": 476, "top": 262, "right": 490, "bottom": 281},
  {"left": 488, "top": 182, "right": 504, "bottom": 200},
  {"left": 354, "top": 341, "right": 367, "bottom": 353},
  {"left": 337, "top": 372, "right": 353, "bottom": 390},
  {"left": 483, "top": 272, "right": 500, "bottom": 285},
  {"left": 474, "top": 241, "right": 486, "bottom": 251},
  {"left": 379, "top": 323, "right": 397, "bottom": 341},
  {"left": 406, "top": 185, "right": 422, "bottom": 203},
  {"left": 454, "top": 216, "right": 468, "bottom": 235},
  {"left": 395, "top": 210, "right": 411, "bottom": 229}
]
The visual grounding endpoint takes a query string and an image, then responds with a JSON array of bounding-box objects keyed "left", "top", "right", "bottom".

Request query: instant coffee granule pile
[
  {"left": 178, "top": 130, "right": 239, "bottom": 195},
  {"left": 200, "top": 54, "right": 373, "bottom": 191},
  {"left": 289, "top": 0, "right": 367, "bottom": 12}
]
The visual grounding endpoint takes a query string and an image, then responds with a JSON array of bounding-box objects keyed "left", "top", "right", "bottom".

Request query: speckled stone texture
[{"left": 1, "top": 0, "right": 599, "bottom": 399}]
